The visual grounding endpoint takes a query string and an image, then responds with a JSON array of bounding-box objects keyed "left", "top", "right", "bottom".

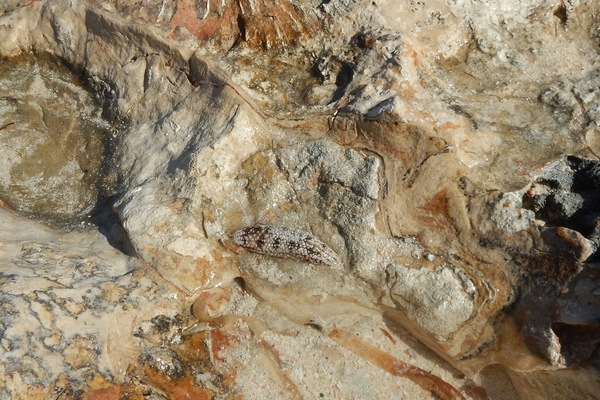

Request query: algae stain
[{"left": 0, "top": 53, "right": 119, "bottom": 229}]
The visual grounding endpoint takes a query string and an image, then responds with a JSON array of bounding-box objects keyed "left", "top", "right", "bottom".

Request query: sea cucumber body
[{"left": 231, "top": 225, "right": 340, "bottom": 266}]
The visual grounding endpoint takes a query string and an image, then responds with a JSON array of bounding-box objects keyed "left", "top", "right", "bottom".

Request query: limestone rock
[
  {"left": 0, "top": 54, "right": 110, "bottom": 226},
  {"left": 1, "top": 0, "right": 600, "bottom": 399}
]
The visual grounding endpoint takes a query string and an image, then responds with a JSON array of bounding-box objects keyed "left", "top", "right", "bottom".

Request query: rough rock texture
[
  {"left": 0, "top": 54, "right": 112, "bottom": 226},
  {"left": 1, "top": 0, "right": 600, "bottom": 399}
]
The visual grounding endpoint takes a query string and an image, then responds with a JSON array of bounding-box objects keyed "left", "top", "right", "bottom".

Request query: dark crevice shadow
[
  {"left": 88, "top": 128, "right": 135, "bottom": 257},
  {"left": 0, "top": 51, "right": 136, "bottom": 258},
  {"left": 523, "top": 155, "right": 600, "bottom": 262},
  {"left": 89, "top": 194, "right": 136, "bottom": 257}
]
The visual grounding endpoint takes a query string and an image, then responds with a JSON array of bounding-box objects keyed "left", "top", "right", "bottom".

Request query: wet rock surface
[
  {"left": 0, "top": 54, "right": 116, "bottom": 227},
  {"left": 1, "top": 0, "right": 599, "bottom": 399}
]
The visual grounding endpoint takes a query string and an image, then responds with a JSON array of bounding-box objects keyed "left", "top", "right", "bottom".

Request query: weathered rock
[
  {"left": 0, "top": 54, "right": 112, "bottom": 226},
  {"left": 1, "top": 0, "right": 600, "bottom": 399}
]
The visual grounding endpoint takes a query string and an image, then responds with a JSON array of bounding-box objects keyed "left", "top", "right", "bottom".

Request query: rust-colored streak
[
  {"left": 236, "top": 0, "right": 321, "bottom": 49},
  {"left": 460, "top": 381, "right": 491, "bottom": 400},
  {"left": 169, "top": 0, "right": 232, "bottom": 40},
  {"left": 410, "top": 49, "right": 420, "bottom": 67},
  {"left": 0, "top": 196, "right": 15, "bottom": 210},
  {"left": 418, "top": 188, "right": 460, "bottom": 236},
  {"left": 84, "top": 386, "right": 129, "bottom": 400},
  {"left": 329, "top": 328, "right": 466, "bottom": 400},
  {"left": 209, "top": 329, "right": 240, "bottom": 387},
  {"left": 143, "top": 365, "right": 213, "bottom": 400},
  {"left": 421, "top": 188, "right": 450, "bottom": 216},
  {"left": 380, "top": 327, "right": 397, "bottom": 345},
  {"left": 82, "top": 373, "right": 142, "bottom": 400},
  {"left": 166, "top": 0, "right": 321, "bottom": 49}
]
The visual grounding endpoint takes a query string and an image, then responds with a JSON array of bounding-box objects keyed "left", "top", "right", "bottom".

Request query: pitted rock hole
[
  {"left": 0, "top": 53, "right": 119, "bottom": 229},
  {"left": 523, "top": 156, "right": 600, "bottom": 261}
]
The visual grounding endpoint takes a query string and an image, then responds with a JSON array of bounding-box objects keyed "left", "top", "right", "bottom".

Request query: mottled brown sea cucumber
[{"left": 231, "top": 225, "right": 340, "bottom": 266}]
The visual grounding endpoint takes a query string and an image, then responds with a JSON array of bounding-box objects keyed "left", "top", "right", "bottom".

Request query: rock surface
[
  {"left": 0, "top": 54, "right": 112, "bottom": 226},
  {"left": 1, "top": 0, "right": 599, "bottom": 399}
]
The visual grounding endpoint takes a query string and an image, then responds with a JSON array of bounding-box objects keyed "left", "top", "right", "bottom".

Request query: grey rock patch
[{"left": 388, "top": 264, "right": 475, "bottom": 340}]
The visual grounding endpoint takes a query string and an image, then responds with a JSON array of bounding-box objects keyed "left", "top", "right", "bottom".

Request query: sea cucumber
[{"left": 231, "top": 225, "right": 341, "bottom": 266}]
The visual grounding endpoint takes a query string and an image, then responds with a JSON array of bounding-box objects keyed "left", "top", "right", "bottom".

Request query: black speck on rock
[
  {"left": 151, "top": 314, "right": 177, "bottom": 334},
  {"left": 139, "top": 348, "right": 187, "bottom": 380}
]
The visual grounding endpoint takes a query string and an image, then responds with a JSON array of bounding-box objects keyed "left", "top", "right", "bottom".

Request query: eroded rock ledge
[{"left": 1, "top": 0, "right": 599, "bottom": 399}]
